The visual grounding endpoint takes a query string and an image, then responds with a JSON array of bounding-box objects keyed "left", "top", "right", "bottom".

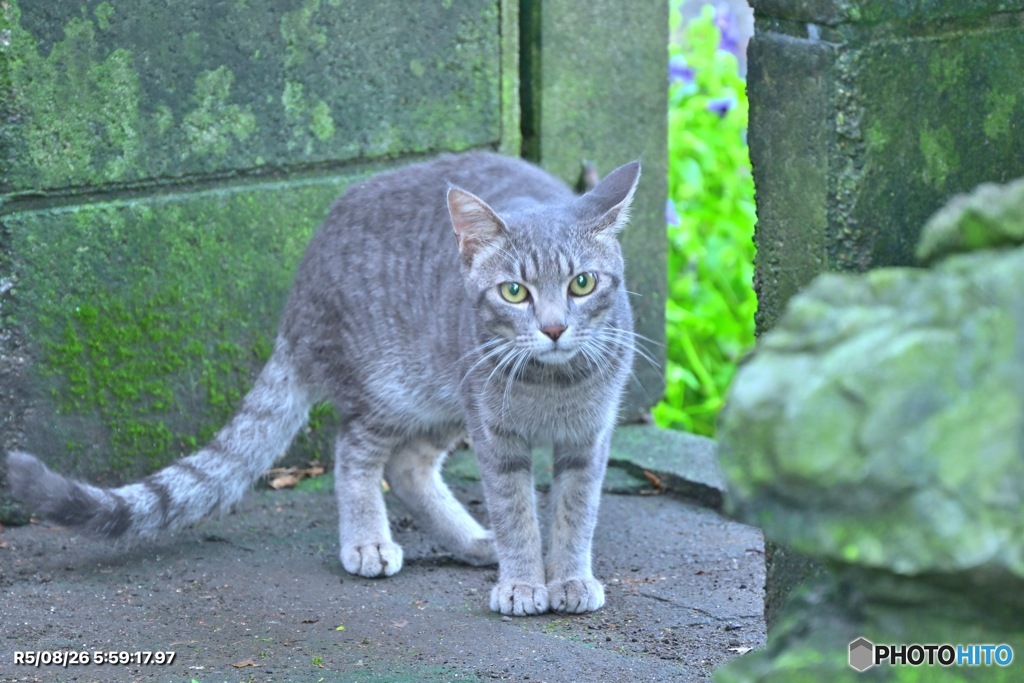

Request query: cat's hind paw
[
  {"left": 341, "top": 541, "right": 404, "bottom": 578},
  {"left": 547, "top": 576, "right": 605, "bottom": 613},
  {"left": 453, "top": 532, "right": 498, "bottom": 567},
  {"left": 489, "top": 580, "right": 549, "bottom": 616}
]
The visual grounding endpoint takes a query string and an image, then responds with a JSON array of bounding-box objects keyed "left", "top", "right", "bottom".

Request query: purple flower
[
  {"left": 669, "top": 54, "right": 695, "bottom": 84},
  {"left": 666, "top": 199, "right": 681, "bottom": 226},
  {"left": 714, "top": 1, "right": 743, "bottom": 57},
  {"left": 706, "top": 96, "right": 734, "bottom": 118}
]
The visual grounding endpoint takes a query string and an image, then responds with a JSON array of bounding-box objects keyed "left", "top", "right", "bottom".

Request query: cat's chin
[{"left": 533, "top": 348, "right": 579, "bottom": 365}]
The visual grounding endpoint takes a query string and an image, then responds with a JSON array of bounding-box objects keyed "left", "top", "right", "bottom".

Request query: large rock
[
  {"left": 716, "top": 177, "right": 1024, "bottom": 680},
  {"left": 917, "top": 177, "right": 1024, "bottom": 265},
  {"left": 721, "top": 241, "right": 1024, "bottom": 581},
  {"left": 715, "top": 569, "right": 1024, "bottom": 682}
]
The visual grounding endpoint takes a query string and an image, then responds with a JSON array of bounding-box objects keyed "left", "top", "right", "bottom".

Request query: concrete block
[
  {"left": 608, "top": 425, "right": 725, "bottom": 509},
  {"left": 443, "top": 424, "right": 726, "bottom": 508},
  {"left": 1, "top": 0, "right": 510, "bottom": 195}
]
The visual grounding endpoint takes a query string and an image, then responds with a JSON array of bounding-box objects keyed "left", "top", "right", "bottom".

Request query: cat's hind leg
[
  {"left": 384, "top": 437, "right": 497, "bottom": 567},
  {"left": 334, "top": 423, "right": 404, "bottom": 578}
]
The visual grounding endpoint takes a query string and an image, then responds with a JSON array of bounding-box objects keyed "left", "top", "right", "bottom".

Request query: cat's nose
[{"left": 541, "top": 325, "right": 566, "bottom": 341}]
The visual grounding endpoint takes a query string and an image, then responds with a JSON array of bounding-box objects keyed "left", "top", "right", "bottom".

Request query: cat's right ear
[{"left": 447, "top": 186, "right": 507, "bottom": 263}]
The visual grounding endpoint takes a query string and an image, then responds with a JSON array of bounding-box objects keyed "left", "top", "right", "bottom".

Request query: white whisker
[
  {"left": 501, "top": 347, "right": 531, "bottom": 418},
  {"left": 596, "top": 327, "right": 661, "bottom": 370},
  {"left": 483, "top": 343, "right": 521, "bottom": 392},
  {"left": 458, "top": 338, "right": 513, "bottom": 391}
]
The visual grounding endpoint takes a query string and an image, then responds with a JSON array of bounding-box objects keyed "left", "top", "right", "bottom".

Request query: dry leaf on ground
[{"left": 266, "top": 465, "right": 326, "bottom": 490}]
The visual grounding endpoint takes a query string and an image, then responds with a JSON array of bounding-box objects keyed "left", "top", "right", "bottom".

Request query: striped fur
[
  {"left": 7, "top": 338, "right": 311, "bottom": 543},
  {"left": 6, "top": 152, "right": 643, "bottom": 616}
]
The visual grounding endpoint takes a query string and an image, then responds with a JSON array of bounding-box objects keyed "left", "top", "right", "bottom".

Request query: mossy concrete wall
[
  {"left": 748, "top": 0, "right": 1024, "bottom": 332},
  {"left": 0, "top": 1, "right": 667, "bottom": 484}
]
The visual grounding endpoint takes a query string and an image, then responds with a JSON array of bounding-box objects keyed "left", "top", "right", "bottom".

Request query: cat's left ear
[
  {"left": 447, "top": 186, "right": 507, "bottom": 263},
  {"left": 578, "top": 160, "right": 641, "bottom": 236}
]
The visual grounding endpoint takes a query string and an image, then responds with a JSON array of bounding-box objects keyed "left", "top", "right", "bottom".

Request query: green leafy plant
[{"left": 653, "top": 2, "right": 757, "bottom": 436}]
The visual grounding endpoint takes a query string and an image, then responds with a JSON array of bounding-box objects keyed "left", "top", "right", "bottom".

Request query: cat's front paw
[
  {"left": 547, "top": 576, "right": 605, "bottom": 613},
  {"left": 489, "top": 580, "right": 549, "bottom": 616},
  {"left": 341, "top": 541, "right": 404, "bottom": 578}
]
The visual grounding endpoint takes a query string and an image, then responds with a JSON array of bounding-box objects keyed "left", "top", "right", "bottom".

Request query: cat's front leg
[
  {"left": 334, "top": 425, "right": 404, "bottom": 578},
  {"left": 545, "top": 435, "right": 611, "bottom": 613},
  {"left": 474, "top": 431, "right": 548, "bottom": 616}
]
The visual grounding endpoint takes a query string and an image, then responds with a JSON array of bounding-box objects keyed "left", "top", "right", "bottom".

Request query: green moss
[
  {"left": 983, "top": 89, "right": 1017, "bottom": 140},
  {"left": 7, "top": 2, "right": 142, "bottom": 188},
  {"left": 497, "top": 0, "right": 521, "bottom": 155},
  {"left": 11, "top": 177, "right": 363, "bottom": 479},
  {"left": 282, "top": 80, "right": 336, "bottom": 150},
  {"left": 919, "top": 125, "right": 958, "bottom": 191},
  {"left": 864, "top": 120, "right": 888, "bottom": 154},
  {"left": 399, "top": 5, "right": 501, "bottom": 154},
  {"left": 5, "top": 1, "right": 504, "bottom": 193},
  {"left": 182, "top": 66, "right": 257, "bottom": 159},
  {"left": 307, "top": 402, "right": 338, "bottom": 433},
  {"left": 310, "top": 100, "right": 336, "bottom": 142},
  {"left": 928, "top": 50, "right": 965, "bottom": 94},
  {"left": 281, "top": 0, "right": 328, "bottom": 70},
  {"left": 181, "top": 30, "right": 204, "bottom": 65},
  {"left": 32, "top": 221, "right": 271, "bottom": 471},
  {"left": 282, "top": 79, "right": 306, "bottom": 118},
  {"left": 94, "top": 3, "right": 115, "bottom": 31}
]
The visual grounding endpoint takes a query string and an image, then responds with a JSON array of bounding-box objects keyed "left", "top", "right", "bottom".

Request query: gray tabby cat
[{"left": 6, "top": 151, "right": 641, "bottom": 616}]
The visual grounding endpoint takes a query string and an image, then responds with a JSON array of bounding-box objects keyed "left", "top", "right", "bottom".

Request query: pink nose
[{"left": 541, "top": 325, "right": 566, "bottom": 341}]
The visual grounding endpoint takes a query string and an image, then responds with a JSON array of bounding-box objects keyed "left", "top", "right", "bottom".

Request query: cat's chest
[{"left": 475, "top": 368, "right": 621, "bottom": 443}]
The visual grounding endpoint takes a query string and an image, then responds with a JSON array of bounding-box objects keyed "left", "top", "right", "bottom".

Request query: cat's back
[
  {"left": 335, "top": 151, "right": 573, "bottom": 225},
  {"left": 297, "top": 152, "right": 573, "bottom": 282}
]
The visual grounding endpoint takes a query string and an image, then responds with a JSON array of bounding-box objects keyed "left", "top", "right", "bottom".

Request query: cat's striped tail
[{"left": 5, "top": 337, "right": 313, "bottom": 543}]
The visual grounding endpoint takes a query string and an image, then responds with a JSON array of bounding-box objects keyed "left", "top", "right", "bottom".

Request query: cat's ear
[
  {"left": 447, "top": 186, "right": 507, "bottom": 262},
  {"left": 578, "top": 160, "right": 641, "bottom": 236}
]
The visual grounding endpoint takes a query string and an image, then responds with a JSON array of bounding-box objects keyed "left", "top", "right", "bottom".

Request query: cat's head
[{"left": 447, "top": 160, "right": 640, "bottom": 366}]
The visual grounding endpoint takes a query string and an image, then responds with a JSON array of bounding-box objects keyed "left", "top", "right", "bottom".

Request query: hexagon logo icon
[{"left": 849, "top": 637, "right": 875, "bottom": 672}]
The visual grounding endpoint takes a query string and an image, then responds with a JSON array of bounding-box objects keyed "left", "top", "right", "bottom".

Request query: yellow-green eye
[
  {"left": 569, "top": 272, "right": 597, "bottom": 296},
  {"left": 500, "top": 281, "right": 529, "bottom": 303}
]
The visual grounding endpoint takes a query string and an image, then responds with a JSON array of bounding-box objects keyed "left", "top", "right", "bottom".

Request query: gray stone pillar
[
  {"left": 520, "top": 0, "right": 669, "bottom": 417},
  {"left": 749, "top": 0, "right": 1024, "bottom": 331}
]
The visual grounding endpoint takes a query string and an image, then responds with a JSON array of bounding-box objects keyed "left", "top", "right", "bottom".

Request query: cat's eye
[
  {"left": 499, "top": 281, "right": 529, "bottom": 303},
  {"left": 569, "top": 272, "right": 597, "bottom": 297}
]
